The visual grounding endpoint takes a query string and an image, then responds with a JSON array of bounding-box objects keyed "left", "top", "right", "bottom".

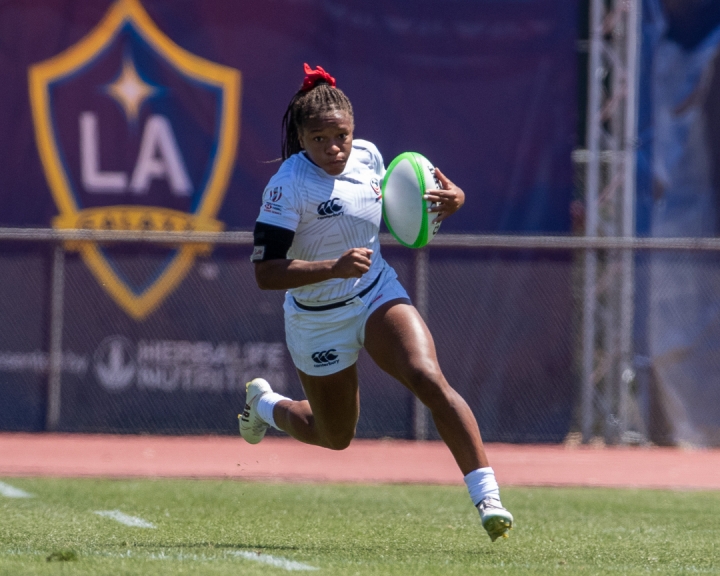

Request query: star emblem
[{"left": 105, "top": 56, "right": 156, "bottom": 122}]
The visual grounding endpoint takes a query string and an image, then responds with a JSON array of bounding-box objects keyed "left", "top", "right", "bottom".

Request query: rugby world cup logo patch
[
  {"left": 262, "top": 186, "right": 283, "bottom": 216},
  {"left": 28, "top": 0, "right": 241, "bottom": 319}
]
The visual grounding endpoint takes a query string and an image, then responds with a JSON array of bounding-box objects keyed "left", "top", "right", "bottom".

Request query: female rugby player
[{"left": 240, "top": 64, "right": 513, "bottom": 541}]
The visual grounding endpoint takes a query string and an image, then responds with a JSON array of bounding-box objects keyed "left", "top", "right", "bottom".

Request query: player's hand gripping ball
[{"left": 381, "top": 152, "right": 443, "bottom": 248}]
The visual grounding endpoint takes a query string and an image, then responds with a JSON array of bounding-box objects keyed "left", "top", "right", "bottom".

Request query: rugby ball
[{"left": 382, "top": 152, "right": 442, "bottom": 248}]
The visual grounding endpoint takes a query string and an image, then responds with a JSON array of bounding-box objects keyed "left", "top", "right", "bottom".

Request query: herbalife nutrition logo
[
  {"left": 92, "top": 336, "right": 287, "bottom": 393},
  {"left": 93, "top": 336, "right": 136, "bottom": 391}
]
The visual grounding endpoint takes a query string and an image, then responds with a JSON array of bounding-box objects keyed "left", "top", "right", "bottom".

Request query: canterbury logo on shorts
[
  {"left": 316, "top": 198, "right": 344, "bottom": 218},
  {"left": 311, "top": 349, "right": 339, "bottom": 367}
]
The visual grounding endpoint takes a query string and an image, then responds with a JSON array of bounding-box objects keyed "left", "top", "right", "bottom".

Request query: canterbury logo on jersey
[
  {"left": 312, "top": 349, "right": 339, "bottom": 366},
  {"left": 317, "top": 198, "right": 344, "bottom": 218}
]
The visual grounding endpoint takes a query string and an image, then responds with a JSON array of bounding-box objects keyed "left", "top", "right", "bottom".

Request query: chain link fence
[{"left": 1, "top": 229, "right": 718, "bottom": 445}]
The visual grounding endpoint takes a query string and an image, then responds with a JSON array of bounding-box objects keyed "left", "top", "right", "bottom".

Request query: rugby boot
[
  {"left": 238, "top": 378, "right": 272, "bottom": 444},
  {"left": 478, "top": 497, "right": 514, "bottom": 542}
]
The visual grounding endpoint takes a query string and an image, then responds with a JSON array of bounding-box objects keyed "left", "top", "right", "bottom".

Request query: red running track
[{"left": 1, "top": 433, "right": 719, "bottom": 490}]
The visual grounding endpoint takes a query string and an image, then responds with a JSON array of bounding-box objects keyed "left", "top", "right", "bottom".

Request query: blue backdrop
[{"left": 0, "top": 0, "right": 577, "bottom": 441}]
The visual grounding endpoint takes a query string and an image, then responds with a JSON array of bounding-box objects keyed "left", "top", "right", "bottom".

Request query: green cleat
[{"left": 478, "top": 498, "right": 514, "bottom": 542}]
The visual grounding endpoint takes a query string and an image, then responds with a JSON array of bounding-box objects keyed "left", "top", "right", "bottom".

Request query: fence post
[
  {"left": 46, "top": 244, "right": 65, "bottom": 431},
  {"left": 413, "top": 248, "right": 430, "bottom": 441},
  {"left": 581, "top": 249, "right": 597, "bottom": 441}
]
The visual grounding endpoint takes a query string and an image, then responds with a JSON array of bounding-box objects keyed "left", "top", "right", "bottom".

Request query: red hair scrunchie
[{"left": 301, "top": 63, "right": 336, "bottom": 92}]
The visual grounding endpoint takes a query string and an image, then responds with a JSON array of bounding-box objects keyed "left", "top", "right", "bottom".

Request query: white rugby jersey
[{"left": 255, "top": 139, "right": 387, "bottom": 305}]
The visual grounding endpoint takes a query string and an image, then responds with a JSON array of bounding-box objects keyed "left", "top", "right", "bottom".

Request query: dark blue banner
[{"left": 0, "top": 0, "right": 577, "bottom": 442}]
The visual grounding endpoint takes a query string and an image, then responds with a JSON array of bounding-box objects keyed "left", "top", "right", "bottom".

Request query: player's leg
[
  {"left": 364, "top": 299, "right": 485, "bottom": 473},
  {"left": 240, "top": 365, "right": 360, "bottom": 450},
  {"left": 364, "top": 299, "right": 513, "bottom": 540},
  {"left": 274, "top": 365, "right": 360, "bottom": 450}
]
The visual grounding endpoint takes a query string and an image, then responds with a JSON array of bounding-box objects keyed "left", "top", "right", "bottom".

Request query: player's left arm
[{"left": 423, "top": 167, "right": 465, "bottom": 223}]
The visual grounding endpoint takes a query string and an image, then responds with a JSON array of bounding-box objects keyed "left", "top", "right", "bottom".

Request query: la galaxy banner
[{"left": 28, "top": 0, "right": 240, "bottom": 319}]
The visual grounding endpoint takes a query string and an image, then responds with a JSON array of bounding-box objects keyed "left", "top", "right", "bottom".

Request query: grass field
[{"left": 1, "top": 478, "right": 718, "bottom": 575}]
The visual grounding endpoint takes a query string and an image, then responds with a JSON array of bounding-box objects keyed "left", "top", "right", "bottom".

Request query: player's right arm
[
  {"left": 252, "top": 221, "right": 371, "bottom": 290},
  {"left": 253, "top": 246, "right": 372, "bottom": 290}
]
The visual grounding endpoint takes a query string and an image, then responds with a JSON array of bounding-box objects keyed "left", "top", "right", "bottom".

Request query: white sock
[
  {"left": 256, "top": 392, "right": 289, "bottom": 430},
  {"left": 464, "top": 467, "right": 501, "bottom": 506}
]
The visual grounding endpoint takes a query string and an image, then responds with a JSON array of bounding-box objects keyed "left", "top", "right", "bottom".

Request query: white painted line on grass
[
  {"left": 232, "top": 550, "right": 319, "bottom": 571},
  {"left": 0, "top": 481, "right": 33, "bottom": 498},
  {"left": 94, "top": 510, "right": 156, "bottom": 528},
  {"left": 84, "top": 549, "right": 320, "bottom": 569},
  {"left": 2, "top": 547, "right": 318, "bottom": 571}
]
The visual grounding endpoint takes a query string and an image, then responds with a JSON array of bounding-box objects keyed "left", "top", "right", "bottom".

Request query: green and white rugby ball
[{"left": 381, "top": 152, "right": 442, "bottom": 248}]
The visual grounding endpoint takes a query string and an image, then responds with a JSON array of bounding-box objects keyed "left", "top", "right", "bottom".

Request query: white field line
[
  {"left": 94, "top": 510, "right": 156, "bottom": 528},
  {"left": 69, "top": 548, "right": 320, "bottom": 570},
  {"left": 231, "top": 551, "right": 319, "bottom": 571},
  {"left": 0, "top": 481, "right": 33, "bottom": 498}
]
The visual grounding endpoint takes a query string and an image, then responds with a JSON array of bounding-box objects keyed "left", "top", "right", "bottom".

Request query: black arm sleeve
[{"left": 251, "top": 222, "right": 295, "bottom": 262}]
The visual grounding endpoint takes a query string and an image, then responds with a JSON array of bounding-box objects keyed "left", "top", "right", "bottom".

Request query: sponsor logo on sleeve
[{"left": 250, "top": 245, "right": 265, "bottom": 262}]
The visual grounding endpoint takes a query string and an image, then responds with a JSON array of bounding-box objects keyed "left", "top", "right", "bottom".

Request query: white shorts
[{"left": 284, "top": 264, "right": 410, "bottom": 376}]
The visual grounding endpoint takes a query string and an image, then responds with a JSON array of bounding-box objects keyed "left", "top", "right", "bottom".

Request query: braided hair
[{"left": 281, "top": 65, "right": 354, "bottom": 161}]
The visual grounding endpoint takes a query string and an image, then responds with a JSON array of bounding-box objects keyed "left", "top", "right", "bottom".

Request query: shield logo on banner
[{"left": 28, "top": 0, "right": 240, "bottom": 319}]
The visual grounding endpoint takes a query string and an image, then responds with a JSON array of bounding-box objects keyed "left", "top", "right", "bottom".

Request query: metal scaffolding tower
[{"left": 581, "top": 0, "right": 644, "bottom": 444}]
